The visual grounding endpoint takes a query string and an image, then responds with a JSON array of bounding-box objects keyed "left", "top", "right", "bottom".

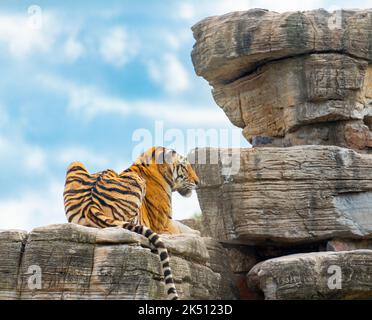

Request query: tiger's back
[{"left": 64, "top": 162, "right": 146, "bottom": 227}]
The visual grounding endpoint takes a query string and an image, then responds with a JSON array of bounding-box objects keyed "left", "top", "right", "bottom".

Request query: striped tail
[{"left": 123, "top": 222, "right": 179, "bottom": 300}]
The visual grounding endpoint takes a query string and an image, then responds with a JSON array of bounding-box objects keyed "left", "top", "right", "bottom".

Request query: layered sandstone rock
[
  {"left": 0, "top": 224, "right": 236, "bottom": 300},
  {"left": 191, "top": 146, "right": 372, "bottom": 244},
  {"left": 191, "top": 9, "right": 372, "bottom": 151},
  {"left": 247, "top": 250, "right": 372, "bottom": 299},
  {"left": 189, "top": 7, "right": 372, "bottom": 300},
  {"left": 0, "top": 230, "right": 27, "bottom": 300}
]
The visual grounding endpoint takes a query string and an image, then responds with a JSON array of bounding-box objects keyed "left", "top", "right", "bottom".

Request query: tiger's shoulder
[{"left": 118, "top": 169, "right": 147, "bottom": 194}]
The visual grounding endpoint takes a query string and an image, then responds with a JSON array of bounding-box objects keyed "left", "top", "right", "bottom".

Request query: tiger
[{"left": 63, "top": 146, "right": 200, "bottom": 300}]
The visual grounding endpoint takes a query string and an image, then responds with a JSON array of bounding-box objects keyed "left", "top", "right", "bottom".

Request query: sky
[{"left": 0, "top": 0, "right": 371, "bottom": 231}]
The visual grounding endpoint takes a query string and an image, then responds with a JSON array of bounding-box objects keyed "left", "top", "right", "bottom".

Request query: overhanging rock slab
[{"left": 191, "top": 146, "right": 372, "bottom": 244}]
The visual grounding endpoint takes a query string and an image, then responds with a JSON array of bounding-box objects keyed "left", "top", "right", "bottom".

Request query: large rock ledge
[
  {"left": 0, "top": 224, "right": 236, "bottom": 300},
  {"left": 247, "top": 250, "right": 372, "bottom": 299},
  {"left": 191, "top": 145, "right": 372, "bottom": 244}
]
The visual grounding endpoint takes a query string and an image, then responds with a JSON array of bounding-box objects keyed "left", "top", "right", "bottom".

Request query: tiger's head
[
  {"left": 136, "top": 146, "right": 199, "bottom": 197},
  {"left": 170, "top": 151, "right": 199, "bottom": 198}
]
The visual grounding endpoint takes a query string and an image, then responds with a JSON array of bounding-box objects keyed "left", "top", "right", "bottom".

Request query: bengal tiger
[{"left": 63, "top": 146, "right": 200, "bottom": 300}]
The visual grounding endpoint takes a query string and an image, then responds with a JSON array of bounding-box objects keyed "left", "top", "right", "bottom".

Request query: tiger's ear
[{"left": 161, "top": 149, "right": 176, "bottom": 165}]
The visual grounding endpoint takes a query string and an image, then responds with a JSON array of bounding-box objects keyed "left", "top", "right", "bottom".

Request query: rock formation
[
  {"left": 191, "top": 8, "right": 372, "bottom": 300},
  {"left": 191, "top": 146, "right": 372, "bottom": 244},
  {"left": 192, "top": 9, "right": 372, "bottom": 151},
  {"left": 0, "top": 224, "right": 236, "bottom": 300},
  {"left": 247, "top": 250, "right": 372, "bottom": 299}
]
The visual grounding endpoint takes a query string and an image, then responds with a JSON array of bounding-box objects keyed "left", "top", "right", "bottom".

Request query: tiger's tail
[{"left": 123, "top": 222, "right": 179, "bottom": 300}]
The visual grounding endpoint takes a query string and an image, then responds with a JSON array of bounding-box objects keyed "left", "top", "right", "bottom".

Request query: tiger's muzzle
[{"left": 178, "top": 181, "right": 198, "bottom": 197}]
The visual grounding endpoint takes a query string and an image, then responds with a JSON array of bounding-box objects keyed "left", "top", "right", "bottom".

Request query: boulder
[
  {"left": 0, "top": 224, "right": 234, "bottom": 300},
  {"left": 191, "top": 146, "right": 372, "bottom": 244},
  {"left": 191, "top": 9, "right": 372, "bottom": 151},
  {"left": 247, "top": 250, "right": 372, "bottom": 299}
]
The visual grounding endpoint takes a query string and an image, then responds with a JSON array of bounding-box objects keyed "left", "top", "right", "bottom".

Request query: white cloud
[
  {"left": 38, "top": 74, "right": 228, "bottom": 126},
  {"left": 99, "top": 26, "right": 138, "bottom": 67},
  {"left": 25, "top": 147, "right": 47, "bottom": 172},
  {"left": 0, "top": 135, "right": 47, "bottom": 174},
  {"left": 64, "top": 37, "right": 84, "bottom": 62},
  {"left": 214, "top": 0, "right": 252, "bottom": 14},
  {"left": 147, "top": 53, "right": 190, "bottom": 93},
  {"left": 162, "top": 31, "right": 190, "bottom": 51},
  {"left": 176, "top": 0, "right": 251, "bottom": 21},
  {"left": 0, "top": 11, "right": 59, "bottom": 58},
  {"left": 176, "top": 0, "right": 327, "bottom": 22},
  {"left": 178, "top": 3, "right": 196, "bottom": 20},
  {"left": 58, "top": 146, "right": 111, "bottom": 169},
  {"left": 0, "top": 10, "right": 87, "bottom": 63},
  {"left": 0, "top": 180, "right": 65, "bottom": 230},
  {"left": 252, "top": 0, "right": 324, "bottom": 12}
]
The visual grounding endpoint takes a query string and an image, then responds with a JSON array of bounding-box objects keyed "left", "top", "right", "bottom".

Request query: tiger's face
[
  {"left": 171, "top": 153, "right": 200, "bottom": 198},
  {"left": 135, "top": 147, "right": 200, "bottom": 198}
]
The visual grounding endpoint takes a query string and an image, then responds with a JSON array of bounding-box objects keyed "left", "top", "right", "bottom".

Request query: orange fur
[{"left": 121, "top": 147, "right": 199, "bottom": 234}]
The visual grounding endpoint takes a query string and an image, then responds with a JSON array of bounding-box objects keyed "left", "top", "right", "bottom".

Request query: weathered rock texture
[
  {"left": 190, "top": 7, "right": 372, "bottom": 300},
  {"left": 0, "top": 230, "right": 27, "bottom": 300},
  {"left": 247, "top": 250, "right": 372, "bottom": 299},
  {"left": 192, "top": 146, "right": 372, "bottom": 245},
  {"left": 0, "top": 224, "right": 236, "bottom": 300},
  {"left": 192, "top": 9, "right": 372, "bottom": 151}
]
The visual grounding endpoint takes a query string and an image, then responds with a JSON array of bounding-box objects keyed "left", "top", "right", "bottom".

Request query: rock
[
  {"left": 192, "top": 9, "right": 372, "bottom": 86},
  {"left": 222, "top": 245, "right": 261, "bottom": 300},
  {"left": 225, "top": 245, "right": 258, "bottom": 274},
  {"left": 0, "top": 224, "right": 232, "bottom": 300},
  {"left": 202, "top": 237, "right": 238, "bottom": 299},
  {"left": 188, "top": 8, "right": 372, "bottom": 301},
  {"left": 327, "top": 239, "right": 372, "bottom": 251},
  {"left": 173, "top": 220, "right": 201, "bottom": 236},
  {"left": 247, "top": 250, "right": 372, "bottom": 300},
  {"left": 191, "top": 146, "right": 372, "bottom": 244},
  {"left": 235, "top": 274, "right": 264, "bottom": 300},
  {"left": 191, "top": 9, "right": 372, "bottom": 151},
  {"left": 0, "top": 230, "right": 27, "bottom": 300},
  {"left": 178, "top": 218, "right": 205, "bottom": 235},
  {"left": 161, "top": 234, "right": 209, "bottom": 264},
  {"left": 250, "top": 120, "right": 372, "bottom": 151}
]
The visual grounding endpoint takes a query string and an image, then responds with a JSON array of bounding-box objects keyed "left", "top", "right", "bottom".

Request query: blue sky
[{"left": 0, "top": 0, "right": 371, "bottom": 230}]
